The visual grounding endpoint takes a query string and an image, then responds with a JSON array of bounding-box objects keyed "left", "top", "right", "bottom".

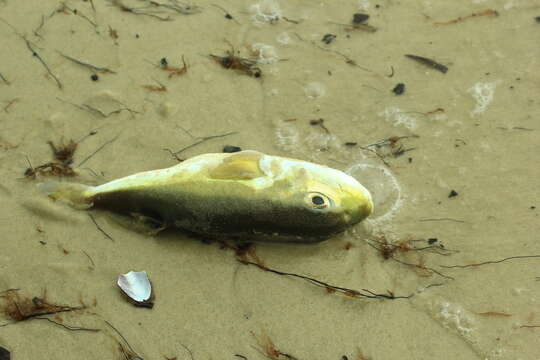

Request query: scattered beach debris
[
  {"left": 91, "top": 74, "right": 99, "bottom": 81},
  {"left": 24, "top": 139, "right": 78, "bottom": 179},
  {"left": 392, "top": 83, "right": 405, "bottom": 95},
  {"left": 434, "top": 9, "right": 498, "bottom": 26},
  {"left": 117, "top": 271, "right": 154, "bottom": 308},
  {"left": 211, "top": 4, "right": 235, "bottom": 21},
  {"left": 153, "top": 55, "right": 189, "bottom": 78},
  {"left": 366, "top": 235, "right": 457, "bottom": 280},
  {"left": 223, "top": 145, "right": 242, "bottom": 153},
  {"left": 210, "top": 45, "right": 262, "bottom": 78},
  {"left": 535, "top": 16, "right": 540, "bottom": 23},
  {"left": 309, "top": 118, "right": 330, "bottom": 134},
  {"left": 448, "top": 190, "right": 458, "bottom": 198},
  {"left": 368, "top": 235, "right": 456, "bottom": 260},
  {"left": 360, "top": 135, "right": 418, "bottom": 162},
  {"left": 252, "top": 331, "right": 298, "bottom": 360},
  {"left": 321, "top": 33, "right": 336, "bottom": 44},
  {"left": 353, "top": 13, "right": 369, "bottom": 24},
  {"left": 346, "top": 12, "right": 377, "bottom": 32},
  {"left": 405, "top": 54, "right": 448, "bottom": 74},
  {"left": 294, "top": 32, "right": 373, "bottom": 71},
  {"left": 0, "top": 346, "right": 10, "bottom": 360},
  {"left": 1, "top": 289, "right": 84, "bottom": 322}
]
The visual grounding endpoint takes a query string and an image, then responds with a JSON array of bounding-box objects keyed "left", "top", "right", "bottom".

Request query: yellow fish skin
[{"left": 40, "top": 150, "right": 373, "bottom": 242}]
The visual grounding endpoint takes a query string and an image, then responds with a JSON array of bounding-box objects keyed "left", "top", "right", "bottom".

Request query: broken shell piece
[{"left": 117, "top": 271, "right": 154, "bottom": 308}]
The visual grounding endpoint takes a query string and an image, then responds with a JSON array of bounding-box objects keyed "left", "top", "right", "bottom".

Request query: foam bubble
[
  {"left": 250, "top": 0, "right": 281, "bottom": 24},
  {"left": 251, "top": 43, "right": 279, "bottom": 64},
  {"left": 468, "top": 81, "right": 497, "bottom": 116},
  {"left": 346, "top": 164, "right": 403, "bottom": 224},
  {"left": 379, "top": 106, "right": 417, "bottom": 129},
  {"left": 276, "top": 32, "right": 291, "bottom": 45},
  {"left": 304, "top": 82, "right": 326, "bottom": 99}
]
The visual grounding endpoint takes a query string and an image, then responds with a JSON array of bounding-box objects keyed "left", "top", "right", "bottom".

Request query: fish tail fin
[{"left": 37, "top": 181, "right": 94, "bottom": 209}]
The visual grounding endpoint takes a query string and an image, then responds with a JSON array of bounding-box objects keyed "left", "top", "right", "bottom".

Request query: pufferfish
[{"left": 39, "top": 150, "right": 373, "bottom": 242}]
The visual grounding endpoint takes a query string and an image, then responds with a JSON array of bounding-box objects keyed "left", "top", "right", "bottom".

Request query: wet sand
[{"left": 1, "top": 0, "right": 539, "bottom": 359}]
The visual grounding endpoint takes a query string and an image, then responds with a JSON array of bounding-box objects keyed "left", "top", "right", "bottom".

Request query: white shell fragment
[{"left": 117, "top": 271, "right": 153, "bottom": 307}]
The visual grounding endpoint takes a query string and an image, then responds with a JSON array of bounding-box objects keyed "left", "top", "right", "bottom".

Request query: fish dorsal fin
[{"left": 209, "top": 151, "right": 265, "bottom": 180}]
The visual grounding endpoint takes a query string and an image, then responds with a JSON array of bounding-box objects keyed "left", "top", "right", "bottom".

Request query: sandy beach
[{"left": 1, "top": 0, "right": 539, "bottom": 359}]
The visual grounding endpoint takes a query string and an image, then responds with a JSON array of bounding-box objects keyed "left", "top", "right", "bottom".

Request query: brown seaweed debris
[
  {"left": 434, "top": 9, "right": 499, "bottom": 25},
  {"left": 1, "top": 289, "right": 84, "bottom": 322},
  {"left": 24, "top": 139, "right": 78, "bottom": 179},
  {"left": 252, "top": 331, "right": 299, "bottom": 360},
  {"left": 155, "top": 55, "right": 189, "bottom": 78},
  {"left": 210, "top": 45, "right": 262, "bottom": 78}
]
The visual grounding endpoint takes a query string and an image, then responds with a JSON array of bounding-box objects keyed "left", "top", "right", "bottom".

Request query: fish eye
[
  {"left": 312, "top": 195, "right": 325, "bottom": 205},
  {"left": 305, "top": 192, "right": 332, "bottom": 210}
]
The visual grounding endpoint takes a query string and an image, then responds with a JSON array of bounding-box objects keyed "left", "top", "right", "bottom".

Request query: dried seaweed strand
[
  {"left": 418, "top": 218, "right": 466, "bottom": 223},
  {"left": 77, "top": 134, "right": 120, "bottom": 167},
  {"left": 109, "top": 0, "right": 172, "bottom": 21},
  {"left": 23, "top": 38, "right": 63, "bottom": 88},
  {"left": 33, "top": 317, "right": 100, "bottom": 332},
  {"left": 240, "top": 260, "right": 411, "bottom": 300},
  {"left": 391, "top": 258, "right": 455, "bottom": 280},
  {"left": 58, "top": 52, "right": 116, "bottom": 74},
  {"left": 170, "top": 131, "right": 238, "bottom": 155},
  {"left": 88, "top": 214, "right": 115, "bottom": 242},
  {"left": 441, "top": 255, "right": 540, "bottom": 269},
  {"left": 0, "top": 16, "right": 61, "bottom": 88}
]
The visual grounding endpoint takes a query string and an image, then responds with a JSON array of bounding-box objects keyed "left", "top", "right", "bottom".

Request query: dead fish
[{"left": 38, "top": 150, "right": 373, "bottom": 242}]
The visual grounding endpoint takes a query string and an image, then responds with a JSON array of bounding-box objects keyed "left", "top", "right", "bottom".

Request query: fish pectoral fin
[
  {"left": 129, "top": 212, "right": 167, "bottom": 235},
  {"left": 209, "top": 151, "right": 265, "bottom": 180}
]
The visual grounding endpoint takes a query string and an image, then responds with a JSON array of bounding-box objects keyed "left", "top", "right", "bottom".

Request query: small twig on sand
[
  {"left": 58, "top": 52, "right": 116, "bottom": 74},
  {"left": 77, "top": 134, "right": 120, "bottom": 167},
  {"left": 168, "top": 131, "right": 238, "bottom": 156},
  {"left": 88, "top": 214, "right": 114, "bottom": 242},
  {"left": 418, "top": 218, "right": 466, "bottom": 223}
]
